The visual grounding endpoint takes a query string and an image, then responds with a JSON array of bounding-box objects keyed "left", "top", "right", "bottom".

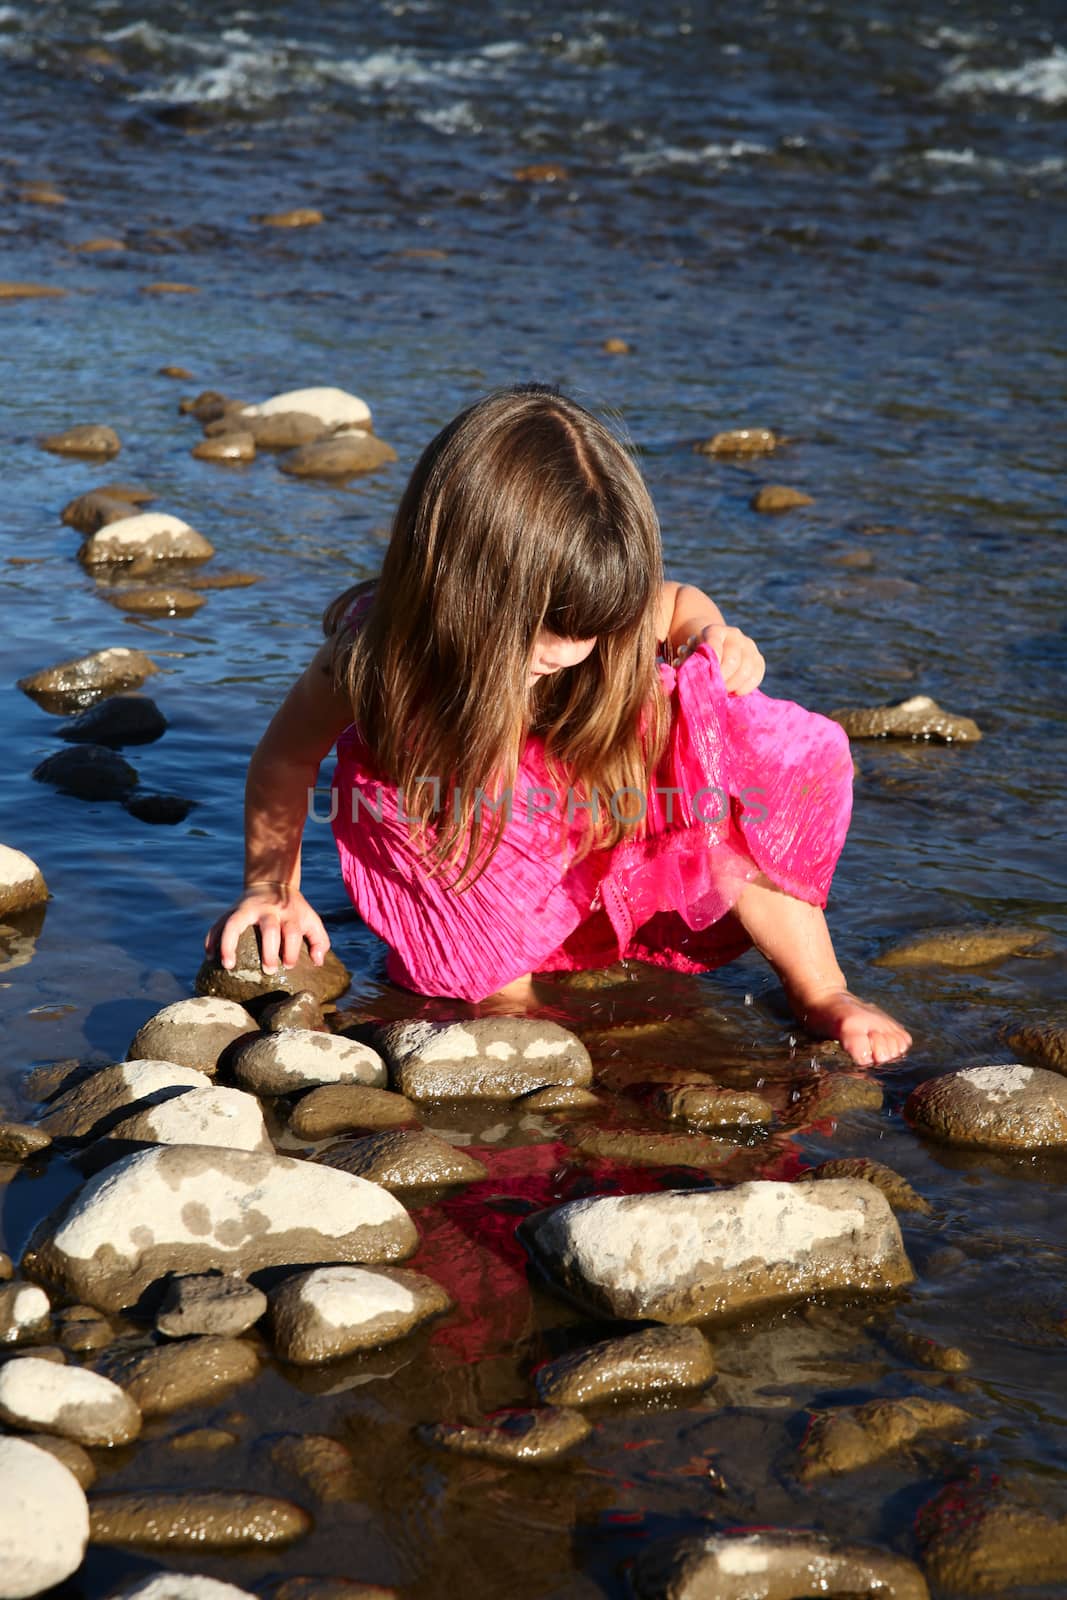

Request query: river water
[{"left": 1, "top": 1, "right": 1065, "bottom": 1595}]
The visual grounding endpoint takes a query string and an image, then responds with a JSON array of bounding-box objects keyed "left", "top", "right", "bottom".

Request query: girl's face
[{"left": 527, "top": 628, "right": 597, "bottom": 686}]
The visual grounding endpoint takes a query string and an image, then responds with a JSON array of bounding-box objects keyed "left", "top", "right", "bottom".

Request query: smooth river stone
[
  {"left": 238, "top": 411, "right": 327, "bottom": 448},
  {"left": 107, "top": 1085, "right": 273, "bottom": 1153},
  {"left": 156, "top": 1273, "right": 267, "bottom": 1339},
  {"left": 564, "top": 1126, "right": 739, "bottom": 1171},
  {"left": 32, "top": 744, "right": 138, "bottom": 801},
  {"left": 0, "top": 1120, "right": 52, "bottom": 1161},
  {"left": 127, "top": 997, "right": 256, "bottom": 1075},
  {"left": 373, "top": 1017, "right": 593, "bottom": 1101},
  {"left": 37, "top": 1060, "right": 211, "bottom": 1139},
  {"left": 21, "top": 1432, "right": 96, "bottom": 1489},
  {"left": 0, "top": 1356, "right": 141, "bottom": 1446},
  {"left": 17, "top": 646, "right": 158, "bottom": 714},
  {"left": 231, "top": 1029, "right": 386, "bottom": 1095},
  {"left": 103, "top": 1336, "right": 260, "bottom": 1416},
  {"left": 1009, "top": 1023, "right": 1067, "bottom": 1075},
  {"left": 88, "top": 1491, "right": 310, "bottom": 1549},
  {"left": 696, "top": 426, "right": 779, "bottom": 457},
  {"left": 654, "top": 1084, "right": 774, "bottom": 1130},
  {"left": 535, "top": 1325, "right": 714, "bottom": 1407},
  {"left": 289, "top": 1083, "right": 417, "bottom": 1140},
  {"left": 801, "top": 1158, "right": 933, "bottom": 1216},
  {"left": 279, "top": 434, "right": 397, "bottom": 479},
  {"left": 269, "top": 1264, "right": 451, "bottom": 1364},
  {"left": 110, "top": 1576, "right": 257, "bottom": 1600},
  {"left": 41, "top": 424, "right": 121, "bottom": 459},
  {"left": 0, "top": 1436, "right": 90, "bottom": 1599},
  {"left": 192, "top": 432, "right": 256, "bottom": 463},
  {"left": 522, "top": 1180, "right": 913, "bottom": 1325},
  {"left": 241, "top": 386, "right": 372, "bottom": 429},
  {"left": 798, "top": 1395, "right": 969, "bottom": 1481},
  {"left": 751, "top": 484, "right": 814, "bottom": 512},
  {"left": 79, "top": 512, "right": 214, "bottom": 566},
  {"left": 316, "top": 1129, "right": 487, "bottom": 1191},
  {"left": 196, "top": 926, "right": 351, "bottom": 1005},
  {"left": 906, "top": 1064, "right": 1067, "bottom": 1150},
  {"left": 0, "top": 1283, "right": 50, "bottom": 1345},
  {"left": 59, "top": 694, "right": 167, "bottom": 747},
  {"left": 24, "top": 1145, "right": 417, "bottom": 1313},
  {"left": 62, "top": 486, "right": 153, "bottom": 534},
  {"left": 0, "top": 845, "right": 48, "bottom": 917},
  {"left": 418, "top": 1407, "right": 590, "bottom": 1463},
  {"left": 831, "top": 693, "right": 981, "bottom": 742},
  {"left": 632, "top": 1530, "right": 930, "bottom": 1600},
  {"left": 917, "top": 1479, "right": 1067, "bottom": 1594},
  {"left": 876, "top": 923, "right": 1046, "bottom": 968}
]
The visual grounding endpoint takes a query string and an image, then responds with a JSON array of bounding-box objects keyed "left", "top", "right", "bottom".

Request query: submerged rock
[
  {"left": 798, "top": 1395, "right": 969, "bottom": 1480},
  {"left": 79, "top": 513, "right": 214, "bottom": 566},
  {"left": 522, "top": 1180, "right": 913, "bottom": 1325},
  {"left": 632, "top": 1529, "right": 929, "bottom": 1600},
  {"left": 24, "top": 1145, "right": 417, "bottom": 1313},
  {"left": 373, "top": 1017, "right": 593, "bottom": 1101},
  {"left": 0, "top": 845, "right": 48, "bottom": 917},
  {"left": 106, "top": 1085, "right": 273, "bottom": 1153},
  {"left": 0, "top": 1283, "right": 50, "bottom": 1345},
  {"left": 231, "top": 1029, "right": 385, "bottom": 1096},
  {"left": 417, "top": 1407, "right": 590, "bottom": 1464},
  {"left": 0, "top": 1356, "right": 141, "bottom": 1446},
  {"left": 17, "top": 646, "right": 158, "bottom": 715},
  {"left": 1009, "top": 1023, "right": 1067, "bottom": 1075},
  {"left": 317, "top": 1129, "right": 487, "bottom": 1192},
  {"left": 56, "top": 1305, "right": 114, "bottom": 1354},
  {"left": 192, "top": 432, "right": 256, "bottom": 463},
  {"left": 289, "top": 1084, "right": 417, "bottom": 1140},
  {"left": 0, "top": 1121, "right": 51, "bottom": 1161},
  {"left": 917, "top": 1479, "right": 1067, "bottom": 1594},
  {"left": 89, "top": 1491, "right": 310, "bottom": 1549},
  {"left": 105, "top": 586, "right": 206, "bottom": 616},
  {"left": 535, "top": 1325, "right": 714, "bottom": 1407},
  {"left": 103, "top": 1336, "right": 260, "bottom": 1417},
  {"left": 32, "top": 744, "right": 138, "bottom": 801},
  {"left": 61, "top": 490, "right": 143, "bottom": 535},
  {"left": 37, "top": 1060, "right": 211, "bottom": 1139},
  {"left": 127, "top": 997, "right": 256, "bottom": 1075},
  {"left": 696, "top": 427, "right": 779, "bottom": 457},
  {"left": 876, "top": 924, "right": 1045, "bottom": 968},
  {"left": 125, "top": 793, "right": 196, "bottom": 825},
  {"left": 20, "top": 1432, "right": 95, "bottom": 1489},
  {"left": 269, "top": 1265, "right": 450, "bottom": 1364},
  {"left": 801, "top": 1158, "right": 933, "bottom": 1215},
  {"left": 751, "top": 484, "right": 814, "bottom": 512},
  {"left": 654, "top": 1083, "right": 774, "bottom": 1130},
  {"left": 905, "top": 1064, "right": 1067, "bottom": 1150},
  {"left": 0, "top": 1436, "right": 89, "bottom": 1598},
  {"left": 279, "top": 434, "right": 397, "bottom": 479},
  {"left": 520, "top": 1084, "right": 600, "bottom": 1112},
  {"left": 564, "top": 1126, "right": 738, "bottom": 1171},
  {"left": 258, "top": 208, "right": 325, "bottom": 228},
  {"left": 40, "top": 424, "right": 120, "bottom": 459},
  {"left": 59, "top": 694, "right": 167, "bottom": 747},
  {"left": 270, "top": 1433, "right": 361, "bottom": 1502},
  {"left": 0, "top": 281, "right": 67, "bottom": 300},
  {"left": 156, "top": 1273, "right": 267, "bottom": 1340},
  {"left": 241, "top": 387, "right": 372, "bottom": 429},
  {"left": 883, "top": 1324, "right": 971, "bottom": 1372},
  {"left": 196, "top": 927, "right": 351, "bottom": 1005},
  {"left": 831, "top": 694, "right": 982, "bottom": 742}
]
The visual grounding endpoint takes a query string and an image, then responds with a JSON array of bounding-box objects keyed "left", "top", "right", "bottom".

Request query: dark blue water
[{"left": 1, "top": 2, "right": 1065, "bottom": 1594}]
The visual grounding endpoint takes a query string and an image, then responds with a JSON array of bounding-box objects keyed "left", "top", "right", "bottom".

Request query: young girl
[{"left": 205, "top": 385, "right": 911, "bottom": 1068}]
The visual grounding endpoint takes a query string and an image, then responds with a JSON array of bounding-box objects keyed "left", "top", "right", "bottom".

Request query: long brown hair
[{"left": 323, "top": 384, "right": 669, "bottom": 889}]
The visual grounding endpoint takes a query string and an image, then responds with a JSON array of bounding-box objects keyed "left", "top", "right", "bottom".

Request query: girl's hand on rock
[
  {"left": 675, "top": 624, "right": 765, "bottom": 695},
  {"left": 204, "top": 884, "right": 331, "bottom": 973}
]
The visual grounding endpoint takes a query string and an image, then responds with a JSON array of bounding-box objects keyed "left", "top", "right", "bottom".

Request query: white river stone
[{"left": 0, "top": 1436, "right": 90, "bottom": 1598}]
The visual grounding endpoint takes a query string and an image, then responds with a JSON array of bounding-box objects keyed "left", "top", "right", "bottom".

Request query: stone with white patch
[
  {"left": 196, "top": 926, "right": 351, "bottom": 1005},
  {"left": 109, "top": 1577, "right": 257, "bottom": 1600},
  {"left": 16, "top": 646, "right": 158, "bottom": 716},
  {"left": 127, "top": 997, "right": 256, "bottom": 1075},
  {"left": 269, "top": 1264, "right": 450, "bottom": 1364},
  {"left": 24, "top": 1145, "right": 417, "bottom": 1314},
  {"left": 106, "top": 1086, "right": 273, "bottom": 1153},
  {"left": 240, "top": 387, "right": 371, "bottom": 429},
  {"left": 231, "top": 1029, "right": 385, "bottom": 1096},
  {"left": 0, "top": 845, "right": 48, "bottom": 918},
  {"left": 79, "top": 513, "right": 214, "bottom": 567},
  {"left": 831, "top": 694, "right": 981, "bottom": 743},
  {"left": 632, "top": 1530, "right": 930, "bottom": 1599},
  {"left": 522, "top": 1180, "right": 914, "bottom": 1324},
  {"left": 0, "top": 1356, "right": 141, "bottom": 1446},
  {"left": 0, "top": 1436, "right": 90, "bottom": 1598},
  {"left": 37, "top": 1060, "right": 211, "bottom": 1139},
  {"left": 372, "top": 1018, "right": 592, "bottom": 1100},
  {"left": 0, "top": 1283, "right": 50, "bottom": 1346},
  {"left": 906, "top": 1064, "right": 1067, "bottom": 1150}
]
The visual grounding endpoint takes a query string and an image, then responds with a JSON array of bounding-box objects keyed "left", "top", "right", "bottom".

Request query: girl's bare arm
[{"left": 659, "top": 579, "right": 764, "bottom": 694}]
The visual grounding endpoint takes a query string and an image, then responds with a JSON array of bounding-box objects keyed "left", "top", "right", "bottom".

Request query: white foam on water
[
  {"left": 622, "top": 139, "right": 771, "bottom": 176},
  {"left": 940, "top": 44, "right": 1067, "bottom": 104},
  {"left": 417, "top": 99, "right": 483, "bottom": 135}
]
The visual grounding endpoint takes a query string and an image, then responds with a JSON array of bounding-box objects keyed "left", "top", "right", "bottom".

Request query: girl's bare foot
[
  {"left": 790, "top": 986, "right": 912, "bottom": 1067},
  {"left": 477, "top": 971, "right": 537, "bottom": 1015}
]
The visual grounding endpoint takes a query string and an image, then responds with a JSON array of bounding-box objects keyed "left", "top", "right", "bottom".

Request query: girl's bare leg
[
  {"left": 732, "top": 875, "right": 912, "bottom": 1067},
  {"left": 477, "top": 971, "right": 537, "bottom": 1015}
]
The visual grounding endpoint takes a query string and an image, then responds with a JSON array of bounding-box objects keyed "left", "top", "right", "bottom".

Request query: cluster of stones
[{"left": 180, "top": 385, "right": 397, "bottom": 479}]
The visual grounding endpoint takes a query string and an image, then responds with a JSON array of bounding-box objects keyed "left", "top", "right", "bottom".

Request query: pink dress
[{"left": 330, "top": 609, "right": 853, "bottom": 1002}]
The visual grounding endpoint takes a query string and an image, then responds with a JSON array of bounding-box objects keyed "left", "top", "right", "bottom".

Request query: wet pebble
[
  {"left": 917, "top": 1479, "right": 1067, "bottom": 1593},
  {"left": 1009, "top": 1022, "right": 1067, "bottom": 1074},
  {"left": 0, "top": 846, "right": 48, "bottom": 917},
  {"left": 192, "top": 432, "right": 256, "bottom": 463},
  {"left": 37, "top": 1059, "right": 211, "bottom": 1139},
  {"left": 318, "top": 1128, "right": 486, "bottom": 1192},
  {"left": 417, "top": 1406, "right": 590, "bottom": 1463},
  {"left": 0, "top": 1253, "right": 11, "bottom": 1280},
  {"left": 289, "top": 1083, "right": 417, "bottom": 1139},
  {"left": 125, "top": 794, "right": 196, "bottom": 825},
  {"left": 270, "top": 1265, "right": 450, "bottom": 1364},
  {"left": 696, "top": 426, "right": 779, "bottom": 456},
  {"left": 275, "top": 1581, "right": 398, "bottom": 1600},
  {"left": 258, "top": 208, "right": 325, "bottom": 227},
  {"left": 519, "top": 1084, "right": 600, "bottom": 1112},
  {"left": 88, "top": 1491, "right": 311, "bottom": 1549},
  {"left": 564, "top": 1126, "right": 738, "bottom": 1170},
  {"left": 0, "top": 1120, "right": 51, "bottom": 1161},
  {"left": 752, "top": 484, "right": 813, "bottom": 511},
  {"left": 128, "top": 997, "right": 256, "bottom": 1075},
  {"left": 791, "top": 1073, "right": 885, "bottom": 1122},
  {"left": 0, "top": 1283, "right": 50, "bottom": 1345},
  {"left": 102, "top": 1336, "right": 260, "bottom": 1417},
  {"left": 25, "top": 1145, "right": 417, "bottom": 1313},
  {"left": 906, "top": 1064, "right": 1067, "bottom": 1150},
  {"left": 106, "top": 1085, "right": 273, "bottom": 1153},
  {"left": 231, "top": 1028, "right": 386, "bottom": 1096},
  {"left": 196, "top": 927, "right": 351, "bottom": 1005},
  {"left": 832, "top": 693, "right": 982, "bottom": 742},
  {"left": 0, "top": 1355, "right": 141, "bottom": 1445},
  {"left": 523, "top": 1180, "right": 913, "bottom": 1324},
  {"left": 62, "top": 490, "right": 145, "bottom": 535},
  {"left": 797, "top": 1395, "right": 970, "bottom": 1480},
  {"left": 280, "top": 433, "right": 397, "bottom": 479},
  {"left": 59, "top": 694, "right": 167, "bottom": 747},
  {"left": 31, "top": 744, "right": 138, "bottom": 801},
  {"left": 168, "top": 1428, "right": 238, "bottom": 1453},
  {"left": 21, "top": 1431, "right": 96, "bottom": 1489},
  {"left": 40, "top": 423, "right": 120, "bottom": 458},
  {"left": 877, "top": 923, "right": 1045, "bottom": 967},
  {"left": 801, "top": 1157, "right": 933, "bottom": 1215},
  {"left": 260, "top": 990, "right": 327, "bottom": 1032},
  {"left": 159, "top": 364, "right": 194, "bottom": 379},
  {"left": 0, "top": 281, "right": 66, "bottom": 300},
  {"left": 235, "top": 411, "right": 328, "bottom": 449},
  {"left": 156, "top": 1272, "right": 267, "bottom": 1339},
  {"left": 373, "top": 1017, "right": 592, "bottom": 1100},
  {"left": 632, "top": 1529, "right": 929, "bottom": 1600},
  {"left": 109, "top": 1576, "right": 257, "bottom": 1600},
  {"left": 179, "top": 391, "right": 242, "bottom": 423},
  {"left": 56, "top": 1305, "right": 115, "bottom": 1354},
  {"left": 270, "top": 1433, "right": 361, "bottom": 1502},
  {"left": 79, "top": 513, "right": 214, "bottom": 566},
  {"left": 141, "top": 281, "right": 199, "bottom": 295},
  {"left": 535, "top": 1325, "right": 714, "bottom": 1407},
  {"left": 105, "top": 586, "right": 206, "bottom": 616},
  {"left": 0, "top": 1436, "right": 89, "bottom": 1598},
  {"left": 655, "top": 1083, "right": 774, "bottom": 1130},
  {"left": 17, "top": 646, "right": 158, "bottom": 714}
]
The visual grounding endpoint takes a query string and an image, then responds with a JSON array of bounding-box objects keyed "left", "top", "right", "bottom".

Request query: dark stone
[
  {"left": 59, "top": 695, "right": 167, "bottom": 748},
  {"left": 32, "top": 745, "right": 138, "bottom": 801}
]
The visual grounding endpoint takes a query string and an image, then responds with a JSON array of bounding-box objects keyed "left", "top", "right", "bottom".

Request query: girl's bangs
[{"left": 543, "top": 543, "right": 653, "bottom": 641}]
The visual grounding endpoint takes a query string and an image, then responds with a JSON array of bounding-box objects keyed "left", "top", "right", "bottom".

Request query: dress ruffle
[{"left": 330, "top": 640, "right": 853, "bottom": 1002}]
